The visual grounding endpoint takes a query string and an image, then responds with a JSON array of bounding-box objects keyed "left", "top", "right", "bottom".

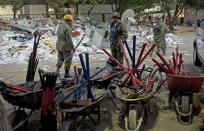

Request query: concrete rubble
[{"left": 0, "top": 17, "right": 178, "bottom": 64}]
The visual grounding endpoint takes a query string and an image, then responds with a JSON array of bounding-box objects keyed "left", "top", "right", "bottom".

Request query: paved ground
[{"left": 1, "top": 26, "right": 204, "bottom": 131}]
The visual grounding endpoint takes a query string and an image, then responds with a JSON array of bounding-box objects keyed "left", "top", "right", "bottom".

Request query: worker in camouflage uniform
[
  {"left": 110, "top": 12, "right": 127, "bottom": 66},
  {"left": 153, "top": 18, "right": 168, "bottom": 55},
  {"left": 56, "top": 14, "right": 74, "bottom": 78}
]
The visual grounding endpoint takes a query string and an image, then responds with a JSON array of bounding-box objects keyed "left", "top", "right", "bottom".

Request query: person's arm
[
  {"left": 118, "top": 22, "right": 128, "bottom": 41},
  {"left": 65, "top": 27, "right": 74, "bottom": 51}
]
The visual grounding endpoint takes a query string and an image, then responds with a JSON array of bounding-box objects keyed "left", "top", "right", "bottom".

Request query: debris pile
[
  {"left": 0, "top": 18, "right": 107, "bottom": 64},
  {"left": 128, "top": 26, "right": 178, "bottom": 47},
  {"left": 0, "top": 17, "right": 178, "bottom": 64}
]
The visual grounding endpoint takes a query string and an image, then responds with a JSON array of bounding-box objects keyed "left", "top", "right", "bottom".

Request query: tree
[
  {"left": 48, "top": 0, "right": 67, "bottom": 19},
  {"left": 184, "top": 0, "right": 204, "bottom": 25},
  {"left": 0, "top": 0, "right": 9, "bottom": 7},
  {"left": 108, "top": 0, "right": 155, "bottom": 16},
  {"left": 160, "top": 0, "right": 187, "bottom": 30},
  {"left": 74, "top": 0, "right": 103, "bottom": 16},
  {"left": 1, "top": 0, "right": 29, "bottom": 19},
  {"left": 10, "top": 0, "right": 25, "bottom": 19},
  {"left": 0, "top": 99, "right": 13, "bottom": 131},
  {"left": 109, "top": 0, "right": 132, "bottom": 14}
]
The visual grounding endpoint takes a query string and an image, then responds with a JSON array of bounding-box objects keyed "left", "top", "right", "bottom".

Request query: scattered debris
[{"left": 0, "top": 17, "right": 178, "bottom": 64}]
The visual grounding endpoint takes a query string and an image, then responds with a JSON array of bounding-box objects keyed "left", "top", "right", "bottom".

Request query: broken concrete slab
[{"left": 9, "top": 23, "right": 33, "bottom": 33}]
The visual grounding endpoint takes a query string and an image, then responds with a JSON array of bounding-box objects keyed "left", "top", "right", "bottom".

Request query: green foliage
[
  {"left": 47, "top": 0, "right": 67, "bottom": 19},
  {"left": 10, "top": 0, "right": 24, "bottom": 12},
  {"left": 131, "top": 0, "right": 156, "bottom": 13},
  {"left": 48, "top": 0, "right": 66, "bottom": 11},
  {"left": 1, "top": 0, "right": 30, "bottom": 18},
  {"left": 159, "top": 0, "right": 183, "bottom": 29},
  {"left": 107, "top": 0, "right": 156, "bottom": 14},
  {"left": 0, "top": 0, "right": 9, "bottom": 7},
  {"left": 73, "top": 0, "right": 103, "bottom": 4},
  {"left": 184, "top": 0, "right": 204, "bottom": 10}
]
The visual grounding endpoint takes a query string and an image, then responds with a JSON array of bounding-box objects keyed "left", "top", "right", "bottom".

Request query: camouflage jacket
[
  {"left": 153, "top": 22, "right": 167, "bottom": 41},
  {"left": 159, "top": 22, "right": 167, "bottom": 37},
  {"left": 110, "top": 20, "right": 128, "bottom": 43},
  {"left": 56, "top": 21, "right": 74, "bottom": 52}
]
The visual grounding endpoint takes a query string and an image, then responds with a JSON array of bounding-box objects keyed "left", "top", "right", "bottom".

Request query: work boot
[
  {"left": 56, "top": 68, "right": 61, "bottom": 79},
  {"left": 64, "top": 69, "right": 73, "bottom": 78},
  {"left": 64, "top": 69, "right": 69, "bottom": 78}
]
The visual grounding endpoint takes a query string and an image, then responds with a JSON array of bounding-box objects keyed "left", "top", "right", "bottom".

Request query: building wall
[
  {"left": 78, "top": 4, "right": 113, "bottom": 22},
  {"left": 184, "top": 8, "right": 204, "bottom": 26},
  {"left": 0, "top": 6, "right": 20, "bottom": 18},
  {"left": 0, "top": 5, "right": 46, "bottom": 19},
  {"left": 23, "top": 4, "right": 47, "bottom": 19}
]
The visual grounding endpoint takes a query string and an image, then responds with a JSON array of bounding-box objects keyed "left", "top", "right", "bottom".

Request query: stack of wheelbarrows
[{"left": 0, "top": 34, "right": 204, "bottom": 131}]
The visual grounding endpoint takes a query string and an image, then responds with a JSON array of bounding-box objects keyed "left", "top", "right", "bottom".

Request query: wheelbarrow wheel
[
  {"left": 128, "top": 109, "right": 137, "bottom": 130},
  {"left": 181, "top": 95, "right": 189, "bottom": 114}
]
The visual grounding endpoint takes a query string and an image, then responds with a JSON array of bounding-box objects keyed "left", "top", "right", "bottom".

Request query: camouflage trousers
[
  {"left": 56, "top": 50, "right": 73, "bottom": 70},
  {"left": 110, "top": 42, "right": 124, "bottom": 65},
  {"left": 154, "top": 36, "right": 166, "bottom": 54}
]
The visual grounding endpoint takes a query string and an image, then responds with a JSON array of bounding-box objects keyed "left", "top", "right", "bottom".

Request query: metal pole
[{"left": 132, "top": 35, "right": 136, "bottom": 68}]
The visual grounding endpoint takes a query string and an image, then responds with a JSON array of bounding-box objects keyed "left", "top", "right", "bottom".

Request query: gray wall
[
  {"left": 78, "top": 4, "right": 113, "bottom": 22},
  {"left": 23, "top": 4, "right": 47, "bottom": 19}
]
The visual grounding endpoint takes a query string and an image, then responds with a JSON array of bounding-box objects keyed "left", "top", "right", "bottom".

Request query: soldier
[
  {"left": 110, "top": 12, "right": 127, "bottom": 66},
  {"left": 153, "top": 18, "right": 168, "bottom": 55},
  {"left": 56, "top": 14, "right": 74, "bottom": 78}
]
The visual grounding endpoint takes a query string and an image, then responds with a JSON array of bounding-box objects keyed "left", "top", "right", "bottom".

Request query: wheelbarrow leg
[
  {"left": 110, "top": 88, "right": 115, "bottom": 97},
  {"left": 126, "top": 102, "right": 130, "bottom": 114},
  {"left": 97, "top": 105, "right": 101, "bottom": 123},
  {"left": 175, "top": 95, "right": 193, "bottom": 125},
  {"left": 88, "top": 114, "right": 97, "bottom": 125},
  {"left": 13, "top": 109, "right": 34, "bottom": 130},
  {"left": 78, "top": 114, "right": 97, "bottom": 126},
  {"left": 107, "top": 95, "right": 121, "bottom": 111},
  {"left": 168, "top": 92, "right": 174, "bottom": 108}
]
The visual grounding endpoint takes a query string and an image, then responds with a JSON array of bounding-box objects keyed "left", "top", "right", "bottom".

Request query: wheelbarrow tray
[
  {"left": 167, "top": 72, "right": 204, "bottom": 93},
  {"left": 115, "top": 86, "right": 154, "bottom": 103},
  {"left": 57, "top": 96, "right": 105, "bottom": 130},
  {"left": 91, "top": 71, "right": 124, "bottom": 88},
  {"left": 1, "top": 81, "right": 42, "bottom": 109},
  {"left": 2, "top": 81, "right": 63, "bottom": 109},
  {"left": 115, "top": 77, "right": 158, "bottom": 102},
  {"left": 58, "top": 99, "right": 98, "bottom": 113}
]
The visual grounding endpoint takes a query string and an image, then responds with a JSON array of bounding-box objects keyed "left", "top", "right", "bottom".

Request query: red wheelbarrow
[{"left": 167, "top": 72, "right": 204, "bottom": 125}]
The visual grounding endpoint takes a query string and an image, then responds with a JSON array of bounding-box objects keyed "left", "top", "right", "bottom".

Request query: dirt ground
[{"left": 1, "top": 26, "right": 204, "bottom": 131}]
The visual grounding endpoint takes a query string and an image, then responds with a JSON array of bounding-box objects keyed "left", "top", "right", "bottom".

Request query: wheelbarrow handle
[
  {"left": 74, "top": 34, "right": 86, "bottom": 51},
  {"left": 58, "top": 67, "right": 106, "bottom": 103}
]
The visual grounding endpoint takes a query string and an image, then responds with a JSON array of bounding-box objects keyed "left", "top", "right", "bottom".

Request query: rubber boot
[
  {"left": 56, "top": 67, "right": 61, "bottom": 79},
  {"left": 64, "top": 69, "right": 70, "bottom": 78}
]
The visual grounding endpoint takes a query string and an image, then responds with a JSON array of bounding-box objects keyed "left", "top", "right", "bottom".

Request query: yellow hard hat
[{"left": 64, "top": 14, "right": 73, "bottom": 21}]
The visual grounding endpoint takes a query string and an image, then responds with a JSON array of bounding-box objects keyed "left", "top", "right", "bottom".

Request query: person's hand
[
  {"left": 72, "top": 48, "right": 75, "bottom": 53},
  {"left": 72, "top": 31, "right": 80, "bottom": 37},
  {"left": 120, "top": 35, "right": 127, "bottom": 42}
]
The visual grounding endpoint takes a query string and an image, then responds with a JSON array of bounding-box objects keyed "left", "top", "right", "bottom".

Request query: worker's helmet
[
  {"left": 64, "top": 14, "right": 73, "bottom": 21},
  {"left": 111, "top": 12, "right": 120, "bottom": 18}
]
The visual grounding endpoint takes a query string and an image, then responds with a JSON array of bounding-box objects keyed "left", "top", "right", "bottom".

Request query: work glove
[{"left": 120, "top": 35, "right": 127, "bottom": 42}]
